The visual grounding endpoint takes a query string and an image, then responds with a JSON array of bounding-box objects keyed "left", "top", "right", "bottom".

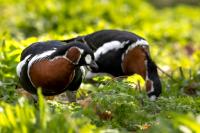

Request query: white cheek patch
[
  {"left": 85, "top": 54, "right": 92, "bottom": 64},
  {"left": 16, "top": 55, "right": 32, "bottom": 77},
  {"left": 94, "top": 41, "right": 129, "bottom": 60}
]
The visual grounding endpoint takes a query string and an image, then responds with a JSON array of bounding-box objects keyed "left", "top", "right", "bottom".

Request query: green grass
[{"left": 0, "top": 0, "right": 200, "bottom": 132}]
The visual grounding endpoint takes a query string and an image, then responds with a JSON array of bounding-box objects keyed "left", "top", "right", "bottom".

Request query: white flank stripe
[
  {"left": 126, "top": 39, "right": 148, "bottom": 54},
  {"left": 122, "top": 39, "right": 148, "bottom": 61},
  {"left": 27, "top": 50, "right": 56, "bottom": 87},
  {"left": 136, "top": 39, "right": 148, "bottom": 45},
  {"left": 16, "top": 55, "right": 31, "bottom": 77},
  {"left": 94, "top": 41, "right": 129, "bottom": 60}
]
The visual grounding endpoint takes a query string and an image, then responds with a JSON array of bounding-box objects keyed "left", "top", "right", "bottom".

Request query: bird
[
  {"left": 16, "top": 40, "right": 98, "bottom": 102},
  {"left": 62, "top": 29, "right": 162, "bottom": 101}
]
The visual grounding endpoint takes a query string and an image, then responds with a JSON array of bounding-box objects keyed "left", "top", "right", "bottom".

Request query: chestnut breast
[
  {"left": 121, "top": 46, "right": 147, "bottom": 78},
  {"left": 29, "top": 58, "right": 75, "bottom": 94}
]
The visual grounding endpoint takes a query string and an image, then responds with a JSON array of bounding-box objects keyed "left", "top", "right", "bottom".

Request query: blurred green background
[
  {"left": 0, "top": 0, "right": 200, "bottom": 132},
  {"left": 1, "top": 0, "right": 200, "bottom": 68}
]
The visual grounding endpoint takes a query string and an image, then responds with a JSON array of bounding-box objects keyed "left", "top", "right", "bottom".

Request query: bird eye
[{"left": 85, "top": 54, "right": 92, "bottom": 64}]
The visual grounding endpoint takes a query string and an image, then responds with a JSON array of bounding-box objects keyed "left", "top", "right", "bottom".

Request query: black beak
[{"left": 89, "top": 61, "right": 98, "bottom": 71}]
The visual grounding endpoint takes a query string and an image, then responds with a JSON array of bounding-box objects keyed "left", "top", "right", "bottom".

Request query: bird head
[{"left": 63, "top": 42, "right": 98, "bottom": 70}]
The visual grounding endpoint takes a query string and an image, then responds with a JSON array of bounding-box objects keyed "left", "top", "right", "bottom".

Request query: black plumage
[
  {"left": 63, "top": 29, "right": 162, "bottom": 100},
  {"left": 63, "top": 30, "right": 145, "bottom": 76},
  {"left": 17, "top": 41, "right": 97, "bottom": 99}
]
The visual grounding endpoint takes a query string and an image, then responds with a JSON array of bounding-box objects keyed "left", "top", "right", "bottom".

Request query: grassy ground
[{"left": 0, "top": 0, "right": 200, "bottom": 132}]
